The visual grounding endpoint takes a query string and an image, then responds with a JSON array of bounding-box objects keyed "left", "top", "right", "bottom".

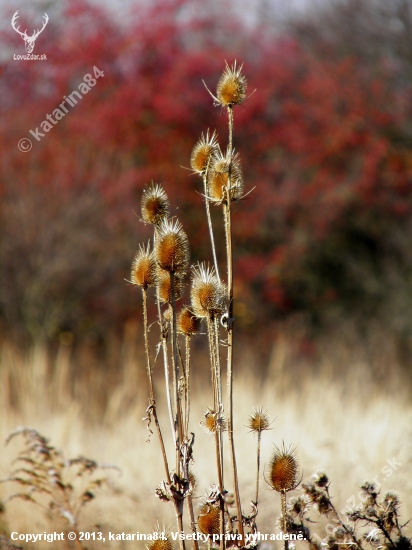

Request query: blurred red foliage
[{"left": 1, "top": 0, "right": 412, "bottom": 344}]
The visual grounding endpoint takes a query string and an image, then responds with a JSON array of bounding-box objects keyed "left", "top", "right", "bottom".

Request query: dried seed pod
[
  {"left": 268, "top": 444, "right": 299, "bottom": 493},
  {"left": 177, "top": 307, "right": 201, "bottom": 336},
  {"left": 131, "top": 243, "right": 157, "bottom": 289},
  {"left": 200, "top": 407, "right": 227, "bottom": 434},
  {"left": 208, "top": 149, "right": 243, "bottom": 203},
  {"left": 190, "top": 130, "right": 219, "bottom": 174},
  {"left": 155, "top": 219, "right": 190, "bottom": 276},
  {"left": 147, "top": 527, "right": 174, "bottom": 550},
  {"left": 216, "top": 61, "right": 247, "bottom": 107},
  {"left": 141, "top": 184, "right": 169, "bottom": 225},
  {"left": 248, "top": 407, "right": 270, "bottom": 433},
  {"left": 157, "top": 269, "right": 185, "bottom": 304},
  {"left": 312, "top": 470, "right": 329, "bottom": 488},
  {"left": 197, "top": 503, "right": 221, "bottom": 535},
  {"left": 191, "top": 264, "right": 227, "bottom": 318}
]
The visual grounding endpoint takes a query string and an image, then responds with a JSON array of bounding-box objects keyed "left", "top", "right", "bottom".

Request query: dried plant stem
[
  {"left": 170, "top": 273, "right": 183, "bottom": 477},
  {"left": 176, "top": 509, "right": 186, "bottom": 550},
  {"left": 142, "top": 288, "right": 171, "bottom": 485},
  {"left": 184, "top": 335, "right": 191, "bottom": 436},
  {"left": 187, "top": 494, "right": 199, "bottom": 550},
  {"left": 154, "top": 229, "right": 175, "bottom": 444},
  {"left": 203, "top": 172, "right": 220, "bottom": 278},
  {"left": 255, "top": 431, "right": 262, "bottom": 506},
  {"left": 325, "top": 487, "right": 364, "bottom": 550},
  {"left": 206, "top": 315, "right": 218, "bottom": 409},
  {"left": 224, "top": 104, "right": 244, "bottom": 544},
  {"left": 281, "top": 490, "right": 288, "bottom": 550}
]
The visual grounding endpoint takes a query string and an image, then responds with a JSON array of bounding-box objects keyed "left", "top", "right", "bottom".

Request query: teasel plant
[
  {"left": 131, "top": 62, "right": 301, "bottom": 550},
  {"left": 266, "top": 443, "right": 301, "bottom": 550}
]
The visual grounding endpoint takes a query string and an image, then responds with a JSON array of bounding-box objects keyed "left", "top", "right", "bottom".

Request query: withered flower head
[
  {"left": 200, "top": 407, "right": 227, "bottom": 434},
  {"left": 267, "top": 443, "right": 300, "bottom": 493},
  {"left": 197, "top": 503, "right": 221, "bottom": 536},
  {"left": 141, "top": 184, "right": 170, "bottom": 225},
  {"left": 157, "top": 269, "right": 185, "bottom": 304},
  {"left": 147, "top": 525, "right": 173, "bottom": 550},
  {"left": 177, "top": 307, "right": 201, "bottom": 336},
  {"left": 208, "top": 148, "right": 243, "bottom": 204},
  {"left": 312, "top": 470, "right": 329, "bottom": 488},
  {"left": 248, "top": 407, "right": 271, "bottom": 433},
  {"left": 155, "top": 219, "right": 190, "bottom": 275},
  {"left": 191, "top": 264, "right": 227, "bottom": 318},
  {"left": 131, "top": 243, "right": 157, "bottom": 289},
  {"left": 216, "top": 61, "right": 247, "bottom": 107},
  {"left": 190, "top": 130, "right": 219, "bottom": 174}
]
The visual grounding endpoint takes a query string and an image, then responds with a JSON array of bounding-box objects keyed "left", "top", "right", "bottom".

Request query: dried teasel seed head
[
  {"left": 191, "top": 264, "right": 227, "bottom": 318},
  {"left": 177, "top": 307, "right": 201, "bottom": 336},
  {"left": 313, "top": 470, "right": 329, "bottom": 488},
  {"left": 157, "top": 269, "right": 185, "bottom": 304},
  {"left": 248, "top": 407, "right": 271, "bottom": 433},
  {"left": 131, "top": 243, "right": 157, "bottom": 289},
  {"left": 216, "top": 61, "right": 247, "bottom": 107},
  {"left": 147, "top": 526, "right": 173, "bottom": 550},
  {"left": 155, "top": 219, "right": 190, "bottom": 275},
  {"left": 197, "top": 503, "right": 221, "bottom": 535},
  {"left": 190, "top": 130, "right": 219, "bottom": 174},
  {"left": 200, "top": 407, "right": 227, "bottom": 434},
  {"left": 268, "top": 443, "right": 299, "bottom": 493},
  {"left": 288, "top": 496, "right": 310, "bottom": 518},
  {"left": 141, "top": 184, "right": 170, "bottom": 225},
  {"left": 188, "top": 470, "right": 197, "bottom": 493},
  {"left": 208, "top": 148, "right": 243, "bottom": 204}
]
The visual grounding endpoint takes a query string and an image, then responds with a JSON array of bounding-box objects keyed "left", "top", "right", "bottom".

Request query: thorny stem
[
  {"left": 207, "top": 316, "right": 224, "bottom": 485},
  {"left": 281, "top": 490, "right": 288, "bottom": 550},
  {"left": 255, "top": 431, "right": 261, "bottom": 506},
  {"left": 325, "top": 487, "right": 365, "bottom": 550},
  {"left": 185, "top": 335, "right": 191, "bottom": 437},
  {"left": 202, "top": 171, "right": 220, "bottom": 279},
  {"left": 214, "top": 315, "right": 224, "bottom": 489},
  {"left": 187, "top": 494, "right": 199, "bottom": 550},
  {"left": 154, "top": 228, "right": 175, "bottom": 445},
  {"left": 142, "top": 288, "right": 171, "bottom": 485},
  {"left": 224, "top": 104, "right": 244, "bottom": 544},
  {"left": 170, "top": 272, "right": 183, "bottom": 478},
  {"left": 206, "top": 315, "right": 218, "bottom": 410},
  {"left": 176, "top": 508, "right": 186, "bottom": 550}
]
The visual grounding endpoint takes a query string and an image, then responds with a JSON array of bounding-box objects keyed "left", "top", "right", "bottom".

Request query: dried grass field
[{"left": 1, "top": 334, "right": 411, "bottom": 550}]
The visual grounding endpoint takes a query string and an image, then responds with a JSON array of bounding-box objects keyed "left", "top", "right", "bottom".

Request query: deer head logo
[{"left": 11, "top": 11, "right": 49, "bottom": 54}]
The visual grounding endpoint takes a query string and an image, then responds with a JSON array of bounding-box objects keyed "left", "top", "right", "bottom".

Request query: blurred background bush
[{"left": 1, "top": 0, "right": 412, "bottom": 377}]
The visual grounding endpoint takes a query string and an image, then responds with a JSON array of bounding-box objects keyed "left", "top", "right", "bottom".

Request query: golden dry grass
[{"left": 0, "top": 336, "right": 411, "bottom": 549}]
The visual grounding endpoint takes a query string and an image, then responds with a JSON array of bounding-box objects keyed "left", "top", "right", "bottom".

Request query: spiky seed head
[
  {"left": 248, "top": 407, "right": 270, "bottom": 433},
  {"left": 200, "top": 407, "right": 227, "bottom": 434},
  {"left": 177, "top": 307, "right": 201, "bottom": 336},
  {"left": 288, "top": 496, "right": 310, "bottom": 518},
  {"left": 268, "top": 444, "right": 299, "bottom": 493},
  {"left": 157, "top": 269, "right": 185, "bottom": 304},
  {"left": 131, "top": 244, "right": 157, "bottom": 289},
  {"left": 147, "top": 526, "right": 173, "bottom": 550},
  {"left": 188, "top": 470, "right": 197, "bottom": 493},
  {"left": 313, "top": 470, "right": 329, "bottom": 488},
  {"left": 197, "top": 504, "right": 221, "bottom": 535},
  {"left": 216, "top": 61, "right": 247, "bottom": 107},
  {"left": 208, "top": 149, "right": 243, "bottom": 204},
  {"left": 190, "top": 130, "right": 219, "bottom": 174},
  {"left": 141, "top": 184, "right": 169, "bottom": 225},
  {"left": 163, "top": 307, "right": 172, "bottom": 323},
  {"left": 384, "top": 492, "right": 400, "bottom": 509},
  {"left": 155, "top": 219, "right": 190, "bottom": 275},
  {"left": 316, "top": 494, "right": 332, "bottom": 515},
  {"left": 191, "top": 264, "right": 227, "bottom": 318}
]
